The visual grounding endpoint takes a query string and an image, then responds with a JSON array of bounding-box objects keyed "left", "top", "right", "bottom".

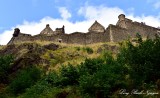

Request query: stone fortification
[
  {"left": 116, "top": 14, "right": 159, "bottom": 39},
  {"left": 8, "top": 14, "right": 160, "bottom": 45}
]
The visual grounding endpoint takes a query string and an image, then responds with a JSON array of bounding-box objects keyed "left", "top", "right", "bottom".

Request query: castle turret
[
  {"left": 116, "top": 14, "right": 127, "bottom": 29},
  {"left": 88, "top": 20, "right": 105, "bottom": 32},
  {"left": 8, "top": 28, "right": 20, "bottom": 45},
  {"left": 118, "top": 14, "right": 125, "bottom": 21},
  {"left": 13, "top": 28, "right": 20, "bottom": 37}
]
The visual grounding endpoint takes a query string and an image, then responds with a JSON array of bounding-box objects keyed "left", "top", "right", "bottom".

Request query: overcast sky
[{"left": 1, "top": 0, "right": 160, "bottom": 45}]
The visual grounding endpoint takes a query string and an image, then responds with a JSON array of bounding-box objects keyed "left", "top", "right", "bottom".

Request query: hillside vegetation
[
  {"left": 0, "top": 35, "right": 160, "bottom": 98},
  {"left": 0, "top": 41, "right": 118, "bottom": 71}
]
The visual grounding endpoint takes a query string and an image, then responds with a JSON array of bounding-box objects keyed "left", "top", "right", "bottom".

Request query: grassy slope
[
  {"left": 3, "top": 41, "right": 119, "bottom": 72},
  {"left": 1, "top": 41, "right": 119, "bottom": 70},
  {"left": 38, "top": 41, "right": 119, "bottom": 71}
]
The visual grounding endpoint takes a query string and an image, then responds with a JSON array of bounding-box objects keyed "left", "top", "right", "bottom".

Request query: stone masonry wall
[
  {"left": 108, "top": 25, "right": 129, "bottom": 42},
  {"left": 116, "top": 14, "right": 159, "bottom": 39},
  {"left": 67, "top": 32, "right": 86, "bottom": 44},
  {"left": 125, "top": 19, "right": 158, "bottom": 38},
  {"left": 8, "top": 31, "right": 110, "bottom": 45}
]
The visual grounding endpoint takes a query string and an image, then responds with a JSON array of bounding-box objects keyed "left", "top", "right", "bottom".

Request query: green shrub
[
  {"left": 21, "top": 71, "right": 63, "bottom": 98},
  {"left": 78, "top": 58, "right": 104, "bottom": 75},
  {"left": 20, "top": 80, "right": 51, "bottom": 98},
  {"left": 83, "top": 47, "right": 93, "bottom": 54},
  {"left": 9, "top": 66, "right": 41, "bottom": 95},
  {"left": 118, "top": 35, "right": 160, "bottom": 87},
  {"left": 79, "top": 53, "right": 126, "bottom": 97},
  {"left": 44, "top": 71, "right": 60, "bottom": 86},
  {"left": 59, "top": 63, "right": 79, "bottom": 86},
  {"left": 0, "top": 55, "right": 13, "bottom": 83}
]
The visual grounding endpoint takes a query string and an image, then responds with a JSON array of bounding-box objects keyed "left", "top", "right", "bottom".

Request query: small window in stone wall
[{"left": 58, "top": 39, "right": 62, "bottom": 43}]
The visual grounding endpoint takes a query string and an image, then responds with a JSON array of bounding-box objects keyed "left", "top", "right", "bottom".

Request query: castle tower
[
  {"left": 40, "top": 24, "right": 54, "bottom": 35},
  {"left": 13, "top": 28, "right": 20, "bottom": 37},
  {"left": 118, "top": 14, "right": 125, "bottom": 21},
  {"left": 7, "top": 28, "right": 20, "bottom": 45},
  {"left": 88, "top": 20, "right": 105, "bottom": 32},
  {"left": 116, "top": 14, "right": 127, "bottom": 29}
]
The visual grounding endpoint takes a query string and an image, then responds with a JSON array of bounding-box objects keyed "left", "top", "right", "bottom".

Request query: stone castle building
[{"left": 8, "top": 14, "right": 160, "bottom": 45}]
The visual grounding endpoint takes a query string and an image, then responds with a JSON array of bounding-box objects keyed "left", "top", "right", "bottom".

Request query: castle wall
[
  {"left": 86, "top": 31, "right": 109, "bottom": 44},
  {"left": 33, "top": 35, "right": 55, "bottom": 41},
  {"left": 8, "top": 33, "right": 32, "bottom": 44},
  {"left": 8, "top": 31, "right": 110, "bottom": 45},
  {"left": 67, "top": 32, "right": 86, "bottom": 44},
  {"left": 108, "top": 25, "right": 129, "bottom": 42},
  {"left": 124, "top": 19, "right": 158, "bottom": 38},
  {"left": 57, "top": 34, "right": 69, "bottom": 43},
  {"left": 103, "top": 30, "right": 110, "bottom": 42}
]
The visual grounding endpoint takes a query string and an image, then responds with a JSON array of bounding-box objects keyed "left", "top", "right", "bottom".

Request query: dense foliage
[
  {"left": 118, "top": 34, "right": 160, "bottom": 87},
  {"left": 8, "top": 66, "right": 41, "bottom": 95},
  {"left": 0, "top": 55, "right": 13, "bottom": 83}
]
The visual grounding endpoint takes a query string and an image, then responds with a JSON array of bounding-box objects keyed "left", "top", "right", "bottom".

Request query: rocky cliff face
[{"left": 0, "top": 43, "right": 59, "bottom": 72}]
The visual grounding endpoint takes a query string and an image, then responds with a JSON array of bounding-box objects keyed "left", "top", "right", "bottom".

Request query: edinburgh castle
[{"left": 8, "top": 14, "right": 160, "bottom": 45}]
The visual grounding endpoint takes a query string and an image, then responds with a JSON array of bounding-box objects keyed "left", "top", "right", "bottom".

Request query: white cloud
[
  {"left": 1, "top": 5, "right": 160, "bottom": 45},
  {"left": 0, "top": 29, "right": 13, "bottom": 45},
  {"left": 78, "top": 5, "right": 125, "bottom": 27},
  {"left": 58, "top": 7, "right": 72, "bottom": 20}
]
